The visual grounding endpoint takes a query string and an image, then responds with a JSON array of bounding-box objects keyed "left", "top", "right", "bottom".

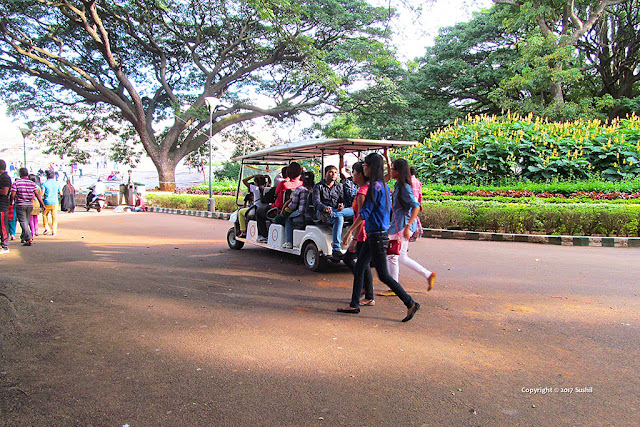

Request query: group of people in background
[
  {"left": 0, "top": 160, "right": 76, "bottom": 253},
  {"left": 236, "top": 149, "right": 435, "bottom": 322}
]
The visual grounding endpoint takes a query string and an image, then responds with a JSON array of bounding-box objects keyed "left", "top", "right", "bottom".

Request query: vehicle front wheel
[
  {"left": 227, "top": 227, "right": 244, "bottom": 250},
  {"left": 302, "top": 241, "right": 326, "bottom": 272}
]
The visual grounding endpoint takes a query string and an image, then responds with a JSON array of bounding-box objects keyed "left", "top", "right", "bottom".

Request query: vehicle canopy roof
[{"left": 231, "top": 138, "right": 418, "bottom": 164}]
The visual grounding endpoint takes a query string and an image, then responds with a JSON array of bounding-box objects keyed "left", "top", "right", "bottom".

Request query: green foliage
[
  {"left": 422, "top": 178, "right": 640, "bottom": 196},
  {"left": 419, "top": 200, "right": 640, "bottom": 236},
  {"left": 321, "top": 8, "right": 519, "bottom": 141},
  {"left": 398, "top": 114, "right": 640, "bottom": 184},
  {"left": 0, "top": 0, "right": 396, "bottom": 189},
  {"left": 186, "top": 180, "right": 237, "bottom": 193},
  {"left": 145, "top": 194, "right": 238, "bottom": 212}
]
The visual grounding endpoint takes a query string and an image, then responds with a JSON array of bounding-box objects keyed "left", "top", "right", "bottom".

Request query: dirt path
[{"left": 1, "top": 211, "right": 638, "bottom": 426}]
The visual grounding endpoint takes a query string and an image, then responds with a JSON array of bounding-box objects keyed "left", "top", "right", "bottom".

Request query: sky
[{"left": 0, "top": 0, "right": 493, "bottom": 168}]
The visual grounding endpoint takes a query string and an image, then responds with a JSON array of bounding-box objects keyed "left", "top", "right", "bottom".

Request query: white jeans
[{"left": 387, "top": 233, "right": 432, "bottom": 283}]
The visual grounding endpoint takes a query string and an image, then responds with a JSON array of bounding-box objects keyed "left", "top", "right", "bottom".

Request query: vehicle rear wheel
[
  {"left": 227, "top": 227, "right": 244, "bottom": 250},
  {"left": 302, "top": 241, "right": 326, "bottom": 271}
]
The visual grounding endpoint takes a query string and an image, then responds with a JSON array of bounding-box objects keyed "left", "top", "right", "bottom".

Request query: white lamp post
[
  {"left": 19, "top": 127, "right": 30, "bottom": 168},
  {"left": 204, "top": 97, "right": 221, "bottom": 212}
]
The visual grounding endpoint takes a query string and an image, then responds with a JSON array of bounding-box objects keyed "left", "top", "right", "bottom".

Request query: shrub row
[
  {"left": 145, "top": 193, "right": 640, "bottom": 237},
  {"left": 422, "top": 178, "right": 640, "bottom": 195},
  {"left": 419, "top": 201, "right": 640, "bottom": 236},
  {"left": 146, "top": 194, "right": 239, "bottom": 213}
]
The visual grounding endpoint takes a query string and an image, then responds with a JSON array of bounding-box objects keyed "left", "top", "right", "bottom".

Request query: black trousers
[
  {"left": 343, "top": 241, "right": 374, "bottom": 300},
  {"left": 350, "top": 231, "right": 414, "bottom": 309},
  {"left": 256, "top": 204, "right": 271, "bottom": 237}
]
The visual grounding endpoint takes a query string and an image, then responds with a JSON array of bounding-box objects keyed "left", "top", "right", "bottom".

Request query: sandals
[
  {"left": 360, "top": 299, "right": 375, "bottom": 306},
  {"left": 376, "top": 290, "right": 396, "bottom": 297},
  {"left": 427, "top": 272, "right": 436, "bottom": 291}
]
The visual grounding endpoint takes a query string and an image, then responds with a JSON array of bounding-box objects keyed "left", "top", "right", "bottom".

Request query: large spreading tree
[
  {"left": 321, "top": 8, "right": 521, "bottom": 141},
  {"left": 0, "top": 0, "right": 393, "bottom": 190}
]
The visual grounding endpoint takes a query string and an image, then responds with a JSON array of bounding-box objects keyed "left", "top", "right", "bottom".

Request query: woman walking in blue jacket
[{"left": 337, "top": 153, "right": 420, "bottom": 322}]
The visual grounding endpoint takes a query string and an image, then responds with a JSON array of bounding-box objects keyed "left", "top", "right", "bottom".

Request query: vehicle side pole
[{"left": 235, "top": 161, "right": 245, "bottom": 207}]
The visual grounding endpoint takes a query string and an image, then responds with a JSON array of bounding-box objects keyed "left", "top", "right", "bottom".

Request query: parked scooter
[{"left": 86, "top": 190, "right": 106, "bottom": 212}]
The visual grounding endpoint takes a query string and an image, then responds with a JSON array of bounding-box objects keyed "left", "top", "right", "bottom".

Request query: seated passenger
[
  {"left": 256, "top": 162, "right": 302, "bottom": 242},
  {"left": 282, "top": 171, "right": 315, "bottom": 249},
  {"left": 339, "top": 148, "right": 357, "bottom": 208},
  {"left": 273, "top": 166, "right": 288, "bottom": 188},
  {"left": 312, "top": 165, "right": 354, "bottom": 258},
  {"left": 238, "top": 174, "right": 271, "bottom": 238}
]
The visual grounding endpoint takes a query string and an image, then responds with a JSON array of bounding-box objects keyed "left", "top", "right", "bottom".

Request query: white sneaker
[
  {"left": 282, "top": 242, "right": 293, "bottom": 249},
  {"left": 0, "top": 248, "right": 9, "bottom": 254},
  {"left": 257, "top": 236, "right": 267, "bottom": 243}
]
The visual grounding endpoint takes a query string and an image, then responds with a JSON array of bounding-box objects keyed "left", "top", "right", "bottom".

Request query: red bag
[
  {"left": 7, "top": 204, "right": 14, "bottom": 221},
  {"left": 387, "top": 239, "right": 401, "bottom": 255}
]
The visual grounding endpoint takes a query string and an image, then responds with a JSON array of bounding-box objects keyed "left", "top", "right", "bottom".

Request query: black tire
[
  {"left": 227, "top": 227, "right": 244, "bottom": 250},
  {"left": 302, "top": 241, "right": 326, "bottom": 272}
]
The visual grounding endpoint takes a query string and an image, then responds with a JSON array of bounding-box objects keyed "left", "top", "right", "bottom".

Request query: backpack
[{"left": 260, "top": 186, "right": 276, "bottom": 204}]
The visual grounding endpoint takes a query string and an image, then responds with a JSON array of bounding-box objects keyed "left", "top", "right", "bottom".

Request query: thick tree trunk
[{"left": 155, "top": 158, "right": 177, "bottom": 192}]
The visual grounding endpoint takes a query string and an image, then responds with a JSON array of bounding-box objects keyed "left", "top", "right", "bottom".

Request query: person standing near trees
[
  {"left": 61, "top": 178, "right": 76, "bottom": 213},
  {"left": 0, "top": 160, "right": 12, "bottom": 254},
  {"left": 41, "top": 170, "right": 62, "bottom": 236},
  {"left": 10, "top": 168, "right": 45, "bottom": 246},
  {"left": 119, "top": 169, "right": 134, "bottom": 205},
  {"left": 337, "top": 153, "right": 420, "bottom": 322}
]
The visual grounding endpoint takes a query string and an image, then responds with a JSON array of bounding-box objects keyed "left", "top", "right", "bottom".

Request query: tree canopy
[
  {"left": 0, "top": 0, "right": 395, "bottom": 189},
  {"left": 323, "top": 0, "right": 639, "bottom": 142}
]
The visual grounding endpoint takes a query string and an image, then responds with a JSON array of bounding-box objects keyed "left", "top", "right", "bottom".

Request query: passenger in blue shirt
[
  {"left": 337, "top": 152, "right": 420, "bottom": 322},
  {"left": 41, "top": 170, "right": 62, "bottom": 235}
]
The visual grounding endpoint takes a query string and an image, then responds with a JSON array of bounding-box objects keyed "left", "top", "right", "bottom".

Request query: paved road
[{"left": 1, "top": 211, "right": 638, "bottom": 425}]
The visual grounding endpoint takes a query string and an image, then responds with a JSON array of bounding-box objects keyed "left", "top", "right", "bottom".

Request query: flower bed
[{"left": 464, "top": 189, "right": 640, "bottom": 200}]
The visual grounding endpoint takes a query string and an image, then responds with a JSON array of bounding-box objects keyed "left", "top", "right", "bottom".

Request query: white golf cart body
[{"left": 226, "top": 138, "right": 417, "bottom": 271}]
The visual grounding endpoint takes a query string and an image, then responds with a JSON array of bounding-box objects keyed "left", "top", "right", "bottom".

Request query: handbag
[
  {"left": 387, "top": 192, "right": 402, "bottom": 255},
  {"left": 386, "top": 238, "right": 401, "bottom": 255}
]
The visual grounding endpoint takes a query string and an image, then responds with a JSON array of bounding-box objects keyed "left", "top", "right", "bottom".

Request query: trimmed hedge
[
  {"left": 146, "top": 194, "right": 239, "bottom": 213},
  {"left": 422, "top": 178, "right": 640, "bottom": 196},
  {"left": 420, "top": 201, "right": 640, "bottom": 237},
  {"left": 145, "top": 193, "right": 640, "bottom": 237}
]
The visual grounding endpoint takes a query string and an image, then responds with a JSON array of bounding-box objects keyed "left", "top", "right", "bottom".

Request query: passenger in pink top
[
  {"left": 273, "top": 162, "right": 302, "bottom": 210},
  {"left": 256, "top": 162, "right": 302, "bottom": 240}
]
